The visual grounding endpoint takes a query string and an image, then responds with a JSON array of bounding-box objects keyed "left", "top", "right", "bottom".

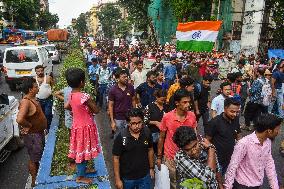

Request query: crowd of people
[{"left": 16, "top": 39, "right": 284, "bottom": 189}]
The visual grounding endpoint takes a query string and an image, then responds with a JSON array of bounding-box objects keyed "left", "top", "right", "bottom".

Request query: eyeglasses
[{"left": 129, "top": 121, "right": 143, "bottom": 126}]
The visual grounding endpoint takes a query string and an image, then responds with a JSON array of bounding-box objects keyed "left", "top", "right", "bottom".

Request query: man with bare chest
[
  {"left": 34, "top": 65, "right": 54, "bottom": 131},
  {"left": 16, "top": 77, "right": 47, "bottom": 187}
]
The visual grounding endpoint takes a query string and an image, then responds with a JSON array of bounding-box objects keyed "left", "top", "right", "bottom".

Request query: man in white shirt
[
  {"left": 211, "top": 82, "right": 232, "bottom": 118},
  {"left": 131, "top": 61, "right": 147, "bottom": 89}
]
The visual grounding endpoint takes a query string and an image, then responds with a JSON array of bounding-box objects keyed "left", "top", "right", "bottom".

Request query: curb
[{"left": 35, "top": 112, "right": 110, "bottom": 189}]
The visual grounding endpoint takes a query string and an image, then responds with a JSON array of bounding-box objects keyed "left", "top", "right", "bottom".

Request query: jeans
[
  {"left": 197, "top": 110, "right": 210, "bottom": 134},
  {"left": 123, "top": 174, "right": 152, "bottom": 189},
  {"left": 77, "top": 161, "right": 87, "bottom": 177},
  {"left": 276, "top": 89, "right": 283, "bottom": 118},
  {"left": 97, "top": 84, "right": 108, "bottom": 107},
  {"left": 114, "top": 119, "right": 127, "bottom": 138},
  {"left": 38, "top": 97, "right": 53, "bottom": 131}
]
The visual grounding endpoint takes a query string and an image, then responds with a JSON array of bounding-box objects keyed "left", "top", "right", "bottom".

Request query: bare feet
[
  {"left": 76, "top": 176, "right": 93, "bottom": 184},
  {"left": 86, "top": 168, "right": 97, "bottom": 174}
]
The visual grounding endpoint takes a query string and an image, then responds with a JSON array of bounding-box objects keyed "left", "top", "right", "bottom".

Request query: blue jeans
[
  {"left": 77, "top": 161, "right": 87, "bottom": 177},
  {"left": 114, "top": 119, "right": 127, "bottom": 138},
  {"left": 276, "top": 89, "right": 283, "bottom": 118},
  {"left": 97, "top": 84, "right": 108, "bottom": 107},
  {"left": 38, "top": 97, "right": 53, "bottom": 131},
  {"left": 123, "top": 174, "right": 152, "bottom": 189}
]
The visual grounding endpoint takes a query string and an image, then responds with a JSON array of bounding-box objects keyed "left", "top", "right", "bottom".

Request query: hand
[
  {"left": 20, "top": 127, "right": 30, "bottom": 135},
  {"left": 156, "top": 158, "right": 162, "bottom": 171},
  {"left": 136, "top": 103, "right": 142, "bottom": 108},
  {"left": 207, "top": 102, "right": 211, "bottom": 109},
  {"left": 155, "top": 121, "right": 161, "bottom": 128},
  {"left": 200, "top": 138, "right": 212, "bottom": 149},
  {"left": 111, "top": 121, "right": 117, "bottom": 132},
  {"left": 195, "top": 109, "right": 200, "bottom": 116},
  {"left": 115, "top": 179, "right": 123, "bottom": 189},
  {"left": 150, "top": 168, "right": 155, "bottom": 179}
]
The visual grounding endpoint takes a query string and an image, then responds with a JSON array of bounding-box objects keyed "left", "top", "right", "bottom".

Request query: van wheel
[
  {"left": 6, "top": 137, "right": 24, "bottom": 151},
  {"left": 8, "top": 83, "right": 17, "bottom": 91}
]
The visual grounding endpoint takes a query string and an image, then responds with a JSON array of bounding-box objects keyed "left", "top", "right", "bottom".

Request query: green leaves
[
  {"left": 38, "top": 11, "right": 59, "bottom": 30},
  {"left": 180, "top": 178, "right": 206, "bottom": 189},
  {"left": 74, "top": 13, "right": 88, "bottom": 37},
  {"left": 97, "top": 4, "right": 122, "bottom": 39}
]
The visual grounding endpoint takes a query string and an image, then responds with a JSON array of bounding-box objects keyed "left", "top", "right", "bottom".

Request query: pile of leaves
[{"left": 51, "top": 40, "right": 95, "bottom": 176}]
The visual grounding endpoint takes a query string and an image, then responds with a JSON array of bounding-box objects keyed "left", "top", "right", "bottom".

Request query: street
[
  {"left": 0, "top": 63, "right": 60, "bottom": 189},
  {"left": 0, "top": 67, "right": 283, "bottom": 189}
]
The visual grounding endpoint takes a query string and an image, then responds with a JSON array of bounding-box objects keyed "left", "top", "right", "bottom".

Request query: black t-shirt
[
  {"left": 206, "top": 114, "right": 241, "bottom": 167},
  {"left": 145, "top": 102, "right": 165, "bottom": 133},
  {"left": 136, "top": 82, "right": 162, "bottom": 107},
  {"left": 194, "top": 84, "right": 211, "bottom": 114},
  {"left": 112, "top": 127, "right": 153, "bottom": 180}
]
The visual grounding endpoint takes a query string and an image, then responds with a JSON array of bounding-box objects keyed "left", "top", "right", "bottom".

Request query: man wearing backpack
[
  {"left": 243, "top": 67, "right": 266, "bottom": 131},
  {"left": 194, "top": 75, "right": 213, "bottom": 132},
  {"left": 112, "top": 108, "right": 154, "bottom": 189},
  {"left": 96, "top": 57, "right": 112, "bottom": 108}
]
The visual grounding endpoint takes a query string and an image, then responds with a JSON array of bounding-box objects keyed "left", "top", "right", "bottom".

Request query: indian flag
[{"left": 176, "top": 21, "right": 222, "bottom": 52}]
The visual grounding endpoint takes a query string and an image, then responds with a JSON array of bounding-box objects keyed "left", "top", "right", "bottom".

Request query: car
[
  {"left": 43, "top": 44, "right": 61, "bottom": 64},
  {"left": 0, "top": 44, "right": 14, "bottom": 79},
  {"left": 0, "top": 94, "right": 24, "bottom": 163},
  {"left": 2, "top": 46, "right": 53, "bottom": 91}
]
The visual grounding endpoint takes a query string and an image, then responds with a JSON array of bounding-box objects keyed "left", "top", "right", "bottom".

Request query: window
[{"left": 6, "top": 49, "right": 39, "bottom": 63}]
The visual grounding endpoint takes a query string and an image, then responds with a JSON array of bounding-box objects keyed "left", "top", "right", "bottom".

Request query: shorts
[{"left": 23, "top": 133, "right": 45, "bottom": 162}]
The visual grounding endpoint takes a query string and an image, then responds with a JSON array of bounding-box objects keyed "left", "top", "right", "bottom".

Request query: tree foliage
[
  {"left": 97, "top": 4, "right": 121, "bottom": 39},
  {"left": 38, "top": 11, "right": 59, "bottom": 30},
  {"left": 74, "top": 13, "right": 88, "bottom": 37},
  {"left": 115, "top": 18, "right": 132, "bottom": 38},
  {"left": 3, "top": 0, "right": 41, "bottom": 29},
  {"left": 166, "top": 0, "right": 212, "bottom": 22},
  {"left": 118, "top": 0, "right": 151, "bottom": 31}
]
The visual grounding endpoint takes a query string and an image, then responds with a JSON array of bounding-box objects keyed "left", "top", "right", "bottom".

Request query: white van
[{"left": 2, "top": 46, "right": 53, "bottom": 91}]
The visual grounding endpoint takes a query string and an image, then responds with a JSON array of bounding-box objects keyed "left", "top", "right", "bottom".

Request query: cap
[{"left": 264, "top": 69, "right": 272, "bottom": 75}]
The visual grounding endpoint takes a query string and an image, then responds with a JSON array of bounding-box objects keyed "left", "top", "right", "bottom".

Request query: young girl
[{"left": 64, "top": 68, "right": 101, "bottom": 184}]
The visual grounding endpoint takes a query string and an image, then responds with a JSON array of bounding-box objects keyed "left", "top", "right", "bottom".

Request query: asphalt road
[{"left": 0, "top": 63, "right": 61, "bottom": 189}]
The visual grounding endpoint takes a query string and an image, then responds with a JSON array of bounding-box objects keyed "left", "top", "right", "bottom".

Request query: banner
[{"left": 268, "top": 49, "right": 284, "bottom": 59}]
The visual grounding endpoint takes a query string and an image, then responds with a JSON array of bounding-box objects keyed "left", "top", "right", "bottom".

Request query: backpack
[
  {"left": 258, "top": 78, "right": 272, "bottom": 106},
  {"left": 121, "top": 127, "right": 152, "bottom": 147}
]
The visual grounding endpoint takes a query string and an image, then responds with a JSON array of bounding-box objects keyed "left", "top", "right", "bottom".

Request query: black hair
[
  {"left": 173, "top": 126, "right": 197, "bottom": 148},
  {"left": 119, "top": 57, "right": 126, "bottom": 62},
  {"left": 255, "top": 114, "right": 282, "bottom": 133},
  {"left": 20, "top": 77, "right": 36, "bottom": 94},
  {"left": 35, "top": 65, "right": 44, "bottom": 70},
  {"left": 91, "top": 57, "right": 97, "bottom": 62},
  {"left": 257, "top": 67, "right": 265, "bottom": 76},
  {"left": 173, "top": 89, "right": 191, "bottom": 103},
  {"left": 203, "top": 74, "right": 213, "bottom": 82},
  {"left": 226, "top": 73, "right": 235, "bottom": 83},
  {"left": 146, "top": 70, "right": 156, "bottom": 79},
  {"left": 65, "top": 68, "right": 85, "bottom": 88},
  {"left": 180, "top": 77, "right": 195, "bottom": 88},
  {"left": 234, "top": 72, "right": 243, "bottom": 78},
  {"left": 126, "top": 108, "right": 144, "bottom": 122},
  {"left": 154, "top": 89, "right": 167, "bottom": 98},
  {"left": 156, "top": 55, "right": 161, "bottom": 59},
  {"left": 114, "top": 69, "right": 128, "bottom": 79},
  {"left": 220, "top": 81, "right": 231, "bottom": 90},
  {"left": 224, "top": 97, "right": 241, "bottom": 108},
  {"left": 135, "top": 60, "right": 143, "bottom": 66}
]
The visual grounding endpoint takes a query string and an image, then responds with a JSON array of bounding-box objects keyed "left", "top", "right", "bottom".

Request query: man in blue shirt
[
  {"left": 85, "top": 47, "right": 96, "bottom": 68},
  {"left": 136, "top": 71, "right": 162, "bottom": 107},
  {"left": 88, "top": 57, "right": 100, "bottom": 88},
  {"left": 272, "top": 60, "right": 284, "bottom": 118},
  {"left": 164, "top": 57, "right": 177, "bottom": 86}
]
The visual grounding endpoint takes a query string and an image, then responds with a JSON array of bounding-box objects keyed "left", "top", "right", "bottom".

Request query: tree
[
  {"left": 38, "top": 11, "right": 59, "bottom": 30},
  {"left": 3, "top": 0, "right": 41, "bottom": 29},
  {"left": 118, "top": 0, "right": 151, "bottom": 31},
  {"left": 165, "top": 0, "right": 212, "bottom": 22},
  {"left": 115, "top": 18, "right": 132, "bottom": 38},
  {"left": 97, "top": 4, "right": 121, "bottom": 39},
  {"left": 74, "top": 13, "right": 88, "bottom": 37}
]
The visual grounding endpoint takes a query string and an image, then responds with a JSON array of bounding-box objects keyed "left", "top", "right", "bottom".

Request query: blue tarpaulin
[{"left": 268, "top": 49, "right": 284, "bottom": 59}]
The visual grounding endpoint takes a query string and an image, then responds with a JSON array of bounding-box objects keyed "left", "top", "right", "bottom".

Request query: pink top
[
  {"left": 224, "top": 132, "right": 279, "bottom": 189},
  {"left": 160, "top": 110, "right": 197, "bottom": 160}
]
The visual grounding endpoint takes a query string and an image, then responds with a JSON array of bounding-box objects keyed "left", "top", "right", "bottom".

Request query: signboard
[
  {"left": 114, "top": 38, "right": 120, "bottom": 47},
  {"left": 240, "top": 0, "right": 265, "bottom": 56}
]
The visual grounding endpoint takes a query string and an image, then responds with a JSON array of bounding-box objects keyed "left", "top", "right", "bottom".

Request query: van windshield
[
  {"left": 6, "top": 49, "right": 39, "bottom": 63},
  {"left": 45, "top": 46, "right": 55, "bottom": 51}
]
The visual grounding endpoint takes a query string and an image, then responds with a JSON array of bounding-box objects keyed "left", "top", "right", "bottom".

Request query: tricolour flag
[{"left": 176, "top": 21, "right": 222, "bottom": 52}]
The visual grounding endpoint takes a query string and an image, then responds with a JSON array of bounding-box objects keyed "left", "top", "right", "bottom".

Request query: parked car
[
  {"left": 0, "top": 94, "right": 23, "bottom": 163},
  {"left": 2, "top": 46, "right": 53, "bottom": 91},
  {"left": 43, "top": 44, "right": 61, "bottom": 64}
]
